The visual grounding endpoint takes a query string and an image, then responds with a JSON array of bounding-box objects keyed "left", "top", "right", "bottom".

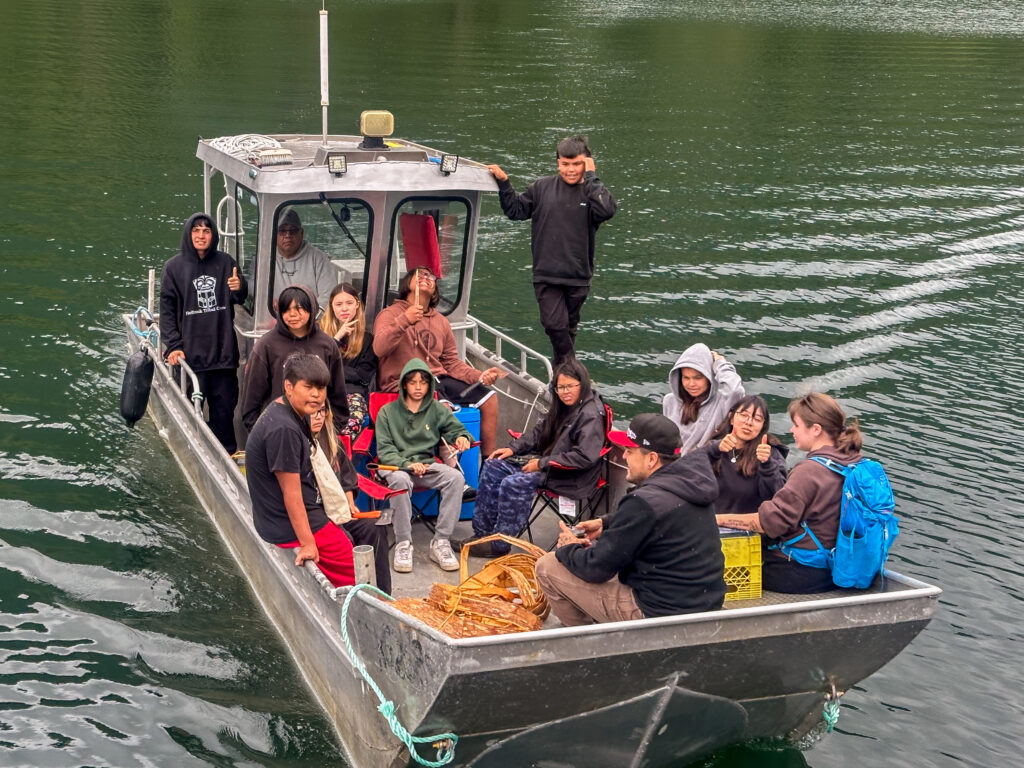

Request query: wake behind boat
[{"left": 120, "top": 8, "right": 939, "bottom": 767}]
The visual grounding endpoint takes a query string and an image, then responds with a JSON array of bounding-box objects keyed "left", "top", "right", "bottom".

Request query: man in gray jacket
[{"left": 274, "top": 207, "right": 336, "bottom": 309}]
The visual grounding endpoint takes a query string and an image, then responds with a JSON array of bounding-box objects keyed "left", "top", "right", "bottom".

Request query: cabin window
[
  {"left": 233, "top": 183, "right": 260, "bottom": 321},
  {"left": 269, "top": 199, "right": 373, "bottom": 313},
  {"left": 385, "top": 197, "right": 471, "bottom": 315}
]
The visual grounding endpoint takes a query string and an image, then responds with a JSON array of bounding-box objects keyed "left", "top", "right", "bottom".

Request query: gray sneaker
[
  {"left": 393, "top": 541, "right": 413, "bottom": 573},
  {"left": 429, "top": 538, "right": 459, "bottom": 571}
]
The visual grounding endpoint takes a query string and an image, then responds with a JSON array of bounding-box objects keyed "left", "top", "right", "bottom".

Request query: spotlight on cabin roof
[
  {"left": 440, "top": 154, "right": 459, "bottom": 176},
  {"left": 359, "top": 110, "right": 394, "bottom": 150}
]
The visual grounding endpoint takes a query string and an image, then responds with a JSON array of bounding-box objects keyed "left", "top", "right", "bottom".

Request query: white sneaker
[
  {"left": 393, "top": 541, "right": 413, "bottom": 573},
  {"left": 430, "top": 539, "right": 459, "bottom": 571}
]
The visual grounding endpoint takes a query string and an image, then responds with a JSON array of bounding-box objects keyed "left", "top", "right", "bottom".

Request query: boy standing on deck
[
  {"left": 245, "top": 353, "right": 355, "bottom": 587},
  {"left": 488, "top": 135, "right": 617, "bottom": 365},
  {"left": 159, "top": 212, "right": 248, "bottom": 453},
  {"left": 375, "top": 358, "right": 473, "bottom": 574}
]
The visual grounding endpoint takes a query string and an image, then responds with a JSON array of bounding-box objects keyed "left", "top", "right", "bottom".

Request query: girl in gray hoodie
[{"left": 662, "top": 343, "right": 745, "bottom": 454}]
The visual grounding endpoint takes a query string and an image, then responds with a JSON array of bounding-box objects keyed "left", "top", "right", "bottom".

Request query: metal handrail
[
  {"left": 176, "top": 358, "right": 205, "bottom": 417},
  {"left": 462, "top": 314, "right": 553, "bottom": 382},
  {"left": 216, "top": 194, "right": 246, "bottom": 263}
]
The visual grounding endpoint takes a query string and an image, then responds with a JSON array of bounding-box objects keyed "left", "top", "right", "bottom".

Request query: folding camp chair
[{"left": 515, "top": 403, "right": 614, "bottom": 548}]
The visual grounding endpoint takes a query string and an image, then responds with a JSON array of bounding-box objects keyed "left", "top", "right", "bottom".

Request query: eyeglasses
[
  {"left": 733, "top": 411, "right": 765, "bottom": 424},
  {"left": 278, "top": 227, "right": 300, "bottom": 235},
  {"left": 555, "top": 382, "right": 581, "bottom": 393},
  {"left": 313, "top": 406, "right": 327, "bottom": 417},
  {"left": 416, "top": 271, "right": 437, "bottom": 282}
]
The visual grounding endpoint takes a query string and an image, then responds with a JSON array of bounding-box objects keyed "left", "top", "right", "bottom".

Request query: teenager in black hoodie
[
  {"left": 536, "top": 414, "right": 726, "bottom": 625},
  {"left": 159, "top": 212, "right": 248, "bottom": 452}
]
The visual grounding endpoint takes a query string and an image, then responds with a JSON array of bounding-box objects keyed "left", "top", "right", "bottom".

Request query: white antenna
[{"left": 320, "top": 3, "right": 329, "bottom": 147}]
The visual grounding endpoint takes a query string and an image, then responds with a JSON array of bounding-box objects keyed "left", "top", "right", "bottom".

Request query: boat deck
[{"left": 386, "top": 510, "right": 901, "bottom": 627}]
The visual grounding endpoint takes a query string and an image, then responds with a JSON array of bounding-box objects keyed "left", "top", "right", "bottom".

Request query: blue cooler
[{"left": 411, "top": 406, "right": 479, "bottom": 521}]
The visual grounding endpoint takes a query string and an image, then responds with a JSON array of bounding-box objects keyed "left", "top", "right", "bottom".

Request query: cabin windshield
[
  {"left": 384, "top": 197, "right": 470, "bottom": 314},
  {"left": 270, "top": 198, "right": 374, "bottom": 312}
]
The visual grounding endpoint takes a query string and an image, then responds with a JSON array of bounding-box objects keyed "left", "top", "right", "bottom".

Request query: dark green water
[{"left": 2, "top": 1, "right": 1022, "bottom": 766}]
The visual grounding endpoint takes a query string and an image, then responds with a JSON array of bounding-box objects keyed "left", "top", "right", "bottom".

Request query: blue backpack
[{"left": 774, "top": 457, "right": 900, "bottom": 588}]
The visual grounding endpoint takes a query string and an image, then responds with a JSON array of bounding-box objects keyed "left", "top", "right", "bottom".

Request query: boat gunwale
[{"left": 346, "top": 569, "right": 941, "bottom": 649}]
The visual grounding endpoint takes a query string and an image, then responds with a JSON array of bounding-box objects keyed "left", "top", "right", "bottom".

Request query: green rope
[
  {"left": 823, "top": 692, "right": 841, "bottom": 732},
  {"left": 339, "top": 583, "right": 458, "bottom": 767}
]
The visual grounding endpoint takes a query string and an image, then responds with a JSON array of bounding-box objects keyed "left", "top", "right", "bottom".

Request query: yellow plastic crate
[{"left": 720, "top": 533, "right": 762, "bottom": 601}]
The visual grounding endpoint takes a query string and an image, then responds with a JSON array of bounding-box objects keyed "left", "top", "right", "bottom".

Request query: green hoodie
[{"left": 375, "top": 358, "right": 472, "bottom": 467}]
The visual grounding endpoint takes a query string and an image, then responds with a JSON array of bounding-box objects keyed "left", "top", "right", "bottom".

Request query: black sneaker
[
  {"left": 454, "top": 538, "right": 498, "bottom": 558},
  {"left": 462, "top": 484, "right": 477, "bottom": 502}
]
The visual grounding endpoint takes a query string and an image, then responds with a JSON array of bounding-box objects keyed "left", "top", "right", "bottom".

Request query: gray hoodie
[{"left": 661, "top": 343, "right": 745, "bottom": 454}]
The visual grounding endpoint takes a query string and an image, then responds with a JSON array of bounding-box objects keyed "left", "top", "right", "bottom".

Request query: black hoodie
[
  {"left": 159, "top": 212, "right": 248, "bottom": 371},
  {"left": 556, "top": 450, "right": 726, "bottom": 617},
  {"left": 241, "top": 285, "right": 349, "bottom": 433}
]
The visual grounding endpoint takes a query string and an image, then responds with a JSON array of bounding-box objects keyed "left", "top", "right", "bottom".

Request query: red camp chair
[{"left": 354, "top": 391, "right": 476, "bottom": 533}]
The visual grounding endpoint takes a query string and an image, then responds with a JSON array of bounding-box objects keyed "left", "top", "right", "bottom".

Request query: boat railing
[
  {"left": 175, "top": 359, "right": 205, "bottom": 417},
  {"left": 460, "top": 315, "right": 553, "bottom": 382}
]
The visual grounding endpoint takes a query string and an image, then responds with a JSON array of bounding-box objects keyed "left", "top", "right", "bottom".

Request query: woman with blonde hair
[
  {"left": 716, "top": 392, "right": 863, "bottom": 594},
  {"left": 320, "top": 283, "right": 377, "bottom": 435}
]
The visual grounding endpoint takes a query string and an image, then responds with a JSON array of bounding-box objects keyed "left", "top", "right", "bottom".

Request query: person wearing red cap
[{"left": 535, "top": 413, "right": 726, "bottom": 624}]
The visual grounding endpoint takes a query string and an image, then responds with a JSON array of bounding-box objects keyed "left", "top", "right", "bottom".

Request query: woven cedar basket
[
  {"left": 389, "top": 534, "right": 549, "bottom": 638},
  {"left": 456, "top": 534, "right": 549, "bottom": 620}
]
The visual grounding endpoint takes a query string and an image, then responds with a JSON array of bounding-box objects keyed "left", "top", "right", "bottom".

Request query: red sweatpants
[{"left": 277, "top": 521, "right": 355, "bottom": 587}]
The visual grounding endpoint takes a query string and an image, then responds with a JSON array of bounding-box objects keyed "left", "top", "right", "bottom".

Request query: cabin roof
[{"left": 196, "top": 133, "right": 497, "bottom": 196}]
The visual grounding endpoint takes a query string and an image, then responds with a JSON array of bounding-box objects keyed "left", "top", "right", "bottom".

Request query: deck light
[
  {"left": 359, "top": 110, "right": 394, "bottom": 150},
  {"left": 327, "top": 153, "right": 347, "bottom": 176},
  {"left": 440, "top": 154, "right": 459, "bottom": 175}
]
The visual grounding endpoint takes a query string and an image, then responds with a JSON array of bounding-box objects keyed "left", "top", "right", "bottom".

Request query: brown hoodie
[
  {"left": 241, "top": 285, "right": 349, "bottom": 432},
  {"left": 757, "top": 445, "right": 863, "bottom": 555},
  {"left": 372, "top": 299, "right": 481, "bottom": 393}
]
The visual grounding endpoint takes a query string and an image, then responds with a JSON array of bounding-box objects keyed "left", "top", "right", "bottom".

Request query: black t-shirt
[{"left": 245, "top": 400, "right": 329, "bottom": 543}]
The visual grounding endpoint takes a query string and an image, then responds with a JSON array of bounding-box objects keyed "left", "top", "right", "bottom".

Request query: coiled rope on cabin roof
[
  {"left": 340, "top": 583, "right": 459, "bottom": 767},
  {"left": 208, "top": 134, "right": 282, "bottom": 160}
]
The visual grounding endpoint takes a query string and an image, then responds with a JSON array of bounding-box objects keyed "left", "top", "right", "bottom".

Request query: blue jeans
[{"left": 473, "top": 458, "right": 544, "bottom": 554}]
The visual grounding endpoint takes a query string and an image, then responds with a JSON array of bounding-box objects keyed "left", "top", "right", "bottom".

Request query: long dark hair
[
  {"left": 788, "top": 392, "right": 863, "bottom": 452},
  {"left": 536, "top": 359, "right": 594, "bottom": 453},
  {"left": 709, "top": 394, "right": 776, "bottom": 477}
]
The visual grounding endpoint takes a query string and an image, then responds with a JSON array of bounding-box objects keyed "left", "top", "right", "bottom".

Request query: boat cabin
[{"left": 196, "top": 113, "right": 498, "bottom": 351}]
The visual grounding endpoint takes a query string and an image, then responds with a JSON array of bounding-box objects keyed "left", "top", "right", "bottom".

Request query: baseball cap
[{"left": 608, "top": 413, "right": 681, "bottom": 455}]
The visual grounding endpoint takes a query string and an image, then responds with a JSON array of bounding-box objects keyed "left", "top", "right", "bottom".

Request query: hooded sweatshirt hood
[
  {"left": 634, "top": 448, "right": 720, "bottom": 509},
  {"left": 274, "top": 285, "right": 320, "bottom": 340},
  {"left": 180, "top": 212, "right": 220, "bottom": 261},
  {"left": 668, "top": 343, "right": 715, "bottom": 405},
  {"left": 662, "top": 343, "right": 745, "bottom": 454},
  {"left": 398, "top": 357, "right": 437, "bottom": 408}
]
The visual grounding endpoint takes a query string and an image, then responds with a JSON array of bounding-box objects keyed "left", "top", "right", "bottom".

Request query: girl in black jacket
[
  {"left": 703, "top": 395, "right": 787, "bottom": 516},
  {"left": 468, "top": 359, "right": 606, "bottom": 557}
]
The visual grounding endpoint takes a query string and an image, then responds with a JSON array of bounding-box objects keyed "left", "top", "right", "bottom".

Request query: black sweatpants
[
  {"left": 194, "top": 368, "right": 239, "bottom": 454},
  {"left": 533, "top": 282, "right": 590, "bottom": 366}
]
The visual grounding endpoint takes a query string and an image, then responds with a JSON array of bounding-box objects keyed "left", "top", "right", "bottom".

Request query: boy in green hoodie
[{"left": 376, "top": 358, "right": 473, "bottom": 573}]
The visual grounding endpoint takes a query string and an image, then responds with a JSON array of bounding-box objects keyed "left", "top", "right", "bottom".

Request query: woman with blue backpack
[{"left": 716, "top": 392, "right": 864, "bottom": 593}]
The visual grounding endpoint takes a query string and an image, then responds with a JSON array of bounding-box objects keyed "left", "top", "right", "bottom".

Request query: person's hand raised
[
  {"left": 755, "top": 435, "right": 772, "bottom": 464},
  {"left": 227, "top": 267, "right": 241, "bottom": 292},
  {"left": 404, "top": 303, "right": 424, "bottom": 325}
]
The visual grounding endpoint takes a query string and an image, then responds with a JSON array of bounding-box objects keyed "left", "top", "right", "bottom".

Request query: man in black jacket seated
[{"left": 535, "top": 414, "right": 726, "bottom": 625}]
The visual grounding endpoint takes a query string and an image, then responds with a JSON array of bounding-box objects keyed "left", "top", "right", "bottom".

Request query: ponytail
[{"left": 788, "top": 392, "right": 863, "bottom": 452}]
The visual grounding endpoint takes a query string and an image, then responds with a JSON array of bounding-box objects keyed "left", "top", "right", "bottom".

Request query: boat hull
[{"left": 125, "top": 321, "right": 939, "bottom": 768}]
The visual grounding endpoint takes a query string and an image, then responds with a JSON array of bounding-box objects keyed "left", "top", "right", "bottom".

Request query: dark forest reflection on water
[{"left": 1, "top": 1, "right": 1022, "bottom": 766}]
